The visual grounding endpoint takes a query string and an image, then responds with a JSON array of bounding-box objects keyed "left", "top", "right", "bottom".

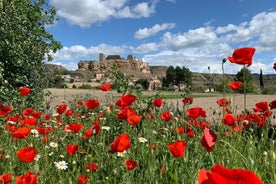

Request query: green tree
[
  {"left": 259, "top": 69, "right": 264, "bottom": 91},
  {"left": 236, "top": 67, "right": 256, "bottom": 93},
  {"left": 136, "top": 78, "right": 149, "bottom": 90},
  {"left": 163, "top": 65, "right": 192, "bottom": 90},
  {"left": 0, "top": 0, "right": 62, "bottom": 107}
]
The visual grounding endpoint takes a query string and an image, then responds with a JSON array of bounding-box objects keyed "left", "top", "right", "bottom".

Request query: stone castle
[{"left": 78, "top": 53, "right": 151, "bottom": 74}]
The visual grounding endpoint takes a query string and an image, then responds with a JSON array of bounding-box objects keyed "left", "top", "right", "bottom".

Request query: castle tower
[
  {"left": 127, "top": 55, "right": 134, "bottom": 61},
  {"left": 99, "top": 53, "right": 105, "bottom": 61}
]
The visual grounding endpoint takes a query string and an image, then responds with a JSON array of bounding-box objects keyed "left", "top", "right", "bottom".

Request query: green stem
[
  {"left": 220, "top": 140, "right": 247, "bottom": 166},
  {"left": 243, "top": 65, "right": 246, "bottom": 112}
]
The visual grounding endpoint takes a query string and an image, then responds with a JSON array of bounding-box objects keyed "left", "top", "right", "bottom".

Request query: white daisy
[
  {"left": 117, "top": 151, "right": 126, "bottom": 157},
  {"left": 138, "top": 137, "right": 148, "bottom": 143},
  {"left": 34, "top": 154, "right": 41, "bottom": 161},
  {"left": 49, "top": 142, "right": 58, "bottom": 148},
  {"left": 54, "top": 160, "right": 68, "bottom": 170},
  {"left": 102, "top": 126, "right": 111, "bottom": 131}
]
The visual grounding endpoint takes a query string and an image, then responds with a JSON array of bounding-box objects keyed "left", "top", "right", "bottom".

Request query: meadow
[{"left": 0, "top": 47, "right": 276, "bottom": 183}]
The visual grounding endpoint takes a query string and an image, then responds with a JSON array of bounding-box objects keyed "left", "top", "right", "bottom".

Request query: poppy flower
[
  {"left": 56, "top": 104, "right": 67, "bottom": 114},
  {"left": 65, "top": 109, "right": 74, "bottom": 116},
  {"left": 84, "top": 162, "right": 98, "bottom": 171},
  {"left": 11, "top": 127, "right": 31, "bottom": 139},
  {"left": 160, "top": 111, "right": 172, "bottom": 121},
  {"left": 254, "top": 101, "right": 269, "bottom": 112},
  {"left": 64, "top": 122, "right": 83, "bottom": 133},
  {"left": 0, "top": 104, "right": 12, "bottom": 117},
  {"left": 227, "top": 47, "right": 256, "bottom": 67},
  {"left": 125, "top": 160, "right": 138, "bottom": 170},
  {"left": 127, "top": 114, "right": 142, "bottom": 125},
  {"left": 100, "top": 83, "right": 111, "bottom": 91},
  {"left": 16, "top": 146, "right": 38, "bottom": 163},
  {"left": 109, "top": 133, "right": 131, "bottom": 153},
  {"left": 36, "top": 126, "right": 53, "bottom": 135},
  {"left": 167, "top": 140, "right": 188, "bottom": 157},
  {"left": 182, "top": 97, "right": 193, "bottom": 105},
  {"left": 21, "top": 117, "right": 37, "bottom": 126},
  {"left": 19, "top": 87, "right": 31, "bottom": 96},
  {"left": 83, "top": 120, "right": 101, "bottom": 139},
  {"left": 201, "top": 128, "right": 217, "bottom": 152},
  {"left": 66, "top": 144, "right": 79, "bottom": 156},
  {"left": 84, "top": 99, "right": 99, "bottom": 110},
  {"left": 216, "top": 98, "right": 229, "bottom": 107},
  {"left": 273, "top": 62, "right": 276, "bottom": 72},
  {"left": 198, "top": 164, "right": 264, "bottom": 184},
  {"left": 152, "top": 98, "right": 163, "bottom": 107},
  {"left": 0, "top": 173, "right": 12, "bottom": 184},
  {"left": 228, "top": 81, "right": 242, "bottom": 91},
  {"left": 78, "top": 175, "right": 88, "bottom": 184},
  {"left": 116, "top": 94, "right": 136, "bottom": 107},
  {"left": 270, "top": 100, "right": 276, "bottom": 109},
  {"left": 222, "top": 114, "right": 236, "bottom": 126},
  {"left": 117, "top": 106, "right": 136, "bottom": 120},
  {"left": 16, "top": 171, "right": 38, "bottom": 184},
  {"left": 186, "top": 107, "right": 206, "bottom": 119}
]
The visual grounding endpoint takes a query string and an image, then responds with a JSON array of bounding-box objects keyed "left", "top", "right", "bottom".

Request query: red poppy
[
  {"left": 65, "top": 109, "right": 74, "bottom": 116},
  {"left": 11, "top": 127, "right": 31, "bottom": 139},
  {"left": 16, "top": 171, "right": 38, "bottom": 184},
  {"left": 222, "top": 114, "right": 236, "bottom": 126},
  {"left": 19, "top": 87, "right": 31, "bottom": 96},
  {"left": 125, "top": 160, "right": 138, "bottom": 170},
  {"left": 100, "top": 83, "right": 111, "bottom": 91},
  {"left": 184, "top": 126, "right": 195, "bottom": 138},
  {"left": 198, "top": 164, "right": 264, "bottom": 184},
  {"left": 0, "top": 173, "right": 12, "bottom": 184},
  {"left": 36, "top": 126, "right": 53, "bottom": 135},
  {"left": 116, "top": 94, "right": 136, "bottom": 107},
  {"left": 186, "top": 107, "right": 206, "bottom": 119},
  {"left": 216, "top": 98, "right": 229, "bottom": 107},
  {"left": 270, "top": 100, "right": 276, "bottom": 109},
  {"left": 56, "top": 104, "right": 67, "bottom": 114},
  {"left": 254, "top": 101, "right": 269, "bottom": 112},
  {"left": 44, "top": 113, "right": 51, "bottom": 120},
  {"left": 167, "top": 140, "right": 188, "bottom": 157},
  {"left": 117, "top": 106, "right": 136, "bottom": 120},
  {"left": 201, "top": 128, "right": 217, "bottom": 152},
  {"left": 160, "top": 111, "right": 172, "bottom": 121},
  {"left": 152, "top": 98, "right": 163, "bottom": 107},
  {"left": 0, "top": 104, "right": 12, "bottom": 117},
  {"left": 83, "top": 120, "right": 101, "bottom": 139},
  {"left": 66, "top": 144, "right": 79, "bottom": 156},
  {"left": 84, "top": 162, "right": 98, "bottom": 171},
  {"left": 182, "top": 97, "right": 193, "bottom": 105},
  {"left": 175, "top": 127, "right": 184, "bottom": 135},
  {"left": 273, "top": 62, "right": 276, "bottom": 72},
  {"left": 84, "top": 99, "right": 99, "bottom": 110},
  {"left": 109, "top": 133, "right": 131, "bottom": 153},
  {"left": 127, "top": 114, "right": 142, "bottom": 125},
  {"left": 21, "top": 117, "right": 37, "bottom": 127},
  {"left": 227, "top": 47, "right": 256, "bottom": 67},
  {"left": 16, "top": 146, "right": 37, "bottom": 163},
  {"left": 78, "top": 175, "right": 89, "bottom": 184},
  {"left": 228, "top": 81, "right": 243, "bottom": 91},
  {"left": 64, "top": 122, "right": 83, "bottom": 133}
]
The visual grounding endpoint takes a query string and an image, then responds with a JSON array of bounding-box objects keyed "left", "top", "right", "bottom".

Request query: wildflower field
[{"left": 0, "top": 48, "right": 276, "bottom": 184}]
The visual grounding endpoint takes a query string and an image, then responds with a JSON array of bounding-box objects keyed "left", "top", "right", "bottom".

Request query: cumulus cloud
[
  {"left": 162, "top": 27, "right": 217, "bottom": 51},
  {"left": 134, "top": 23, "right": 175, "bottom": 39},
  {"left": 51, "top": 0, "right": 157, "bottom": 27}
]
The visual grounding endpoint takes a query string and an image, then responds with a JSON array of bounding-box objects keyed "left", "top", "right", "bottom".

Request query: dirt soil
[{"left": 45, "top": 88, "right": 275, "bottom": 122}]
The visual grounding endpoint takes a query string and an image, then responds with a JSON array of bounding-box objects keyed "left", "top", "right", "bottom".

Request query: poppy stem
[
  {"left": 243, "top": 65, "right": 246, "bottom": 112},
  {"left": 219, "top": 140, "right": 247, "bottom": 166}
]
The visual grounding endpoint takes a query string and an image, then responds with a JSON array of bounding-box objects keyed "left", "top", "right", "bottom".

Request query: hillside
[{"left": 46, "top": 64, "right": 276, "bottom": 92}]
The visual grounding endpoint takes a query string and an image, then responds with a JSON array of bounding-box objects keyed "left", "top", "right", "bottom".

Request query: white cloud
[
  {"left": 51, "top": 0, "right": 157, "bottom": 27},
  {"left": 162, "top": 27, "right": 217, "bottom": 51},
  {"left": 134, "top": 23, "right": 175, "bottom": 39}
]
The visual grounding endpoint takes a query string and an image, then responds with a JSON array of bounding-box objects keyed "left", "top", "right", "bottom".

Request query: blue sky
[{"left": 47, "top": 0, "right": 276, "bottom": 74}]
